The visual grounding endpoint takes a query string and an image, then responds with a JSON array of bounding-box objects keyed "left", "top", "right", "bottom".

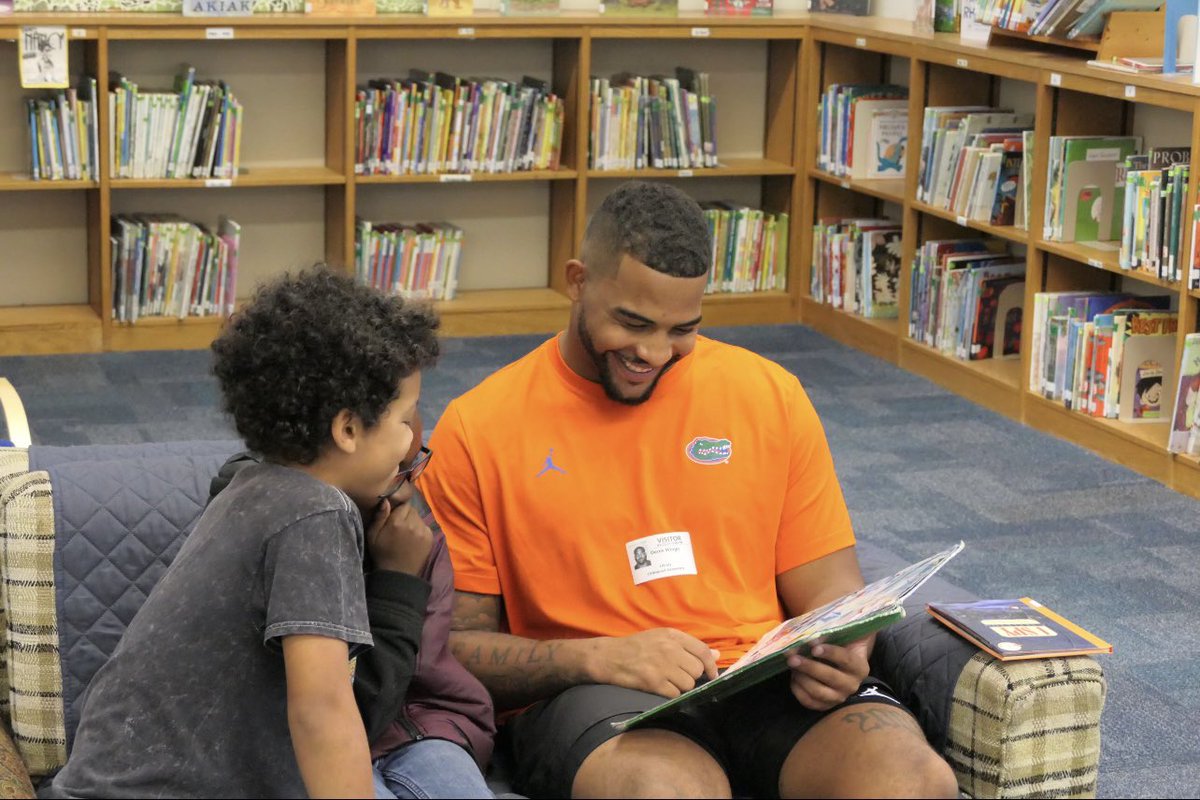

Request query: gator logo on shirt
[{"left": 685, "top": 437, "right": 732, "bottom": 465}]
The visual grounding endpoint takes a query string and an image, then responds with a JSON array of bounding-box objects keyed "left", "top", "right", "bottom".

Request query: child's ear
[{"left": 329, "top": 409, "right": 361, "bottom": 454}]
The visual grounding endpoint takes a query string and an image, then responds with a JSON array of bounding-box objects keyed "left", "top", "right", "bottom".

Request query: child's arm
[{"left": 283, "top": 635, "right": 375, "bottom": 798}]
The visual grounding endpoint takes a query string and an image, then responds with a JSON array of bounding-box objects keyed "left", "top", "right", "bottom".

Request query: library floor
[{"left": 1, "top": 323, "right": 1197, "bottom": 797}]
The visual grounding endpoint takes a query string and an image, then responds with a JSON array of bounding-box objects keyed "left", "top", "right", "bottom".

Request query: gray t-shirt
[{"left": 43, "top": 462, "right": 373, "bottom": 799}]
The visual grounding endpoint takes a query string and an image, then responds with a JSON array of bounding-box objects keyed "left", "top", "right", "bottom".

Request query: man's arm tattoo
[{"left": 448, "top": 591, "right": 581, "bottom": 708}]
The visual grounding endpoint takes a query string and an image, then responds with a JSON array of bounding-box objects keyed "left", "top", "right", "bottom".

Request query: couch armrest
[
  {"left": 0, "top": 721, "right": 34, "bottom": 799},
  {"left": 873, "top": 614, "right": 1105, "bottom": 799}
]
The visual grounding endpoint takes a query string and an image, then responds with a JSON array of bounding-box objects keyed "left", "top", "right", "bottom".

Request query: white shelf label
[
  {"left": 1087, "top": 257, "right": 1103, "bottom": 268},
  {"left": 1050, "top": 72, "right": 1062, "bottom": 87},
  {"left": 205, "top": 178, "right": 232, "bottom": 187},
  {"left": 956, "top": 57, "right": 968, "bottom": 68},
  {"left": 206, "top": 27, "right": 234, "bottom": 39},
  {"left": 956, "top": 215, "right": 968, "bottom": 226},
  {"left": 840, "top": 180, "right": 850, "bottom": 189},
  {"left": 70, "top": 28, "right": 87, "bottom": 38},
  {"left": 691, "top": 27, "right": 711, "bottom": 37},
  {"left": 458, "top": 26, "right": 475, "bottom": 36},
  {"left": 678, "top": 169, "right": 694, "bottom": 177},
  {"left": 855, "top": 36, "right": 867, "bottom": 48},
  {"left": 439, "top": 173, "right": 472, "bottom": 183},
  {"left": 1124, "top": 84, "right": 1137, "bottom": 98}
]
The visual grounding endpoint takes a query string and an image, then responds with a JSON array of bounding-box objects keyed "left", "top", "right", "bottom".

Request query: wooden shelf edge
[
  {"left": 912, "top": 200, "right": 1029, "bottom": 244},
  {"left": 809, "top": 169, "right": 906, "bottom": 204},
  {"left": 898, "top": 338, "right": 1023, "bottom": 419},
  {"left": 587, "top": 158, "right": 796, "bottom": 179},
  {"left": 0, "top": 177, "right": 99, "bottom": 192},
  {"left": 800, "top": 297, "right": 899, "bottom": 364},
  {"left": 1023, "top": 392, "right": 1171, "bottom": 481},
  {"left": 0, "top": 305, "right": 102, "bottom": 356},
  {"left": 1037, "top": 239, "right": 1182, "bottom": 291}
]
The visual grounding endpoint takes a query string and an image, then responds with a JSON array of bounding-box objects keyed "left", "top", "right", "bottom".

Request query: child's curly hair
[{"left": 211, "top": 265, "right": 439, "bottom": 465}]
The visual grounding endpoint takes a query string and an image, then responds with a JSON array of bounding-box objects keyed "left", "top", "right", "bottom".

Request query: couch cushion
[
  {"left": 0, "top": 448, "right": 31, "bottom": 727},
  {"left": 0, "top": 450, "right": 234, "bottom": 778}
]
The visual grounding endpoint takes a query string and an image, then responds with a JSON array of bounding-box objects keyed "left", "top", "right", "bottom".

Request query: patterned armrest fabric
[
  {"left": 0, "top": 465, "right": 62, "bottom": 777},
  {"left": 0, "top": 449, "right": 31, "bottom": 728},
  {"left": 0, "top": 721, "right": 34, "bottom": 799},
  {"left": 948, "top": 654, "right": 1105, "bottom": 799}
]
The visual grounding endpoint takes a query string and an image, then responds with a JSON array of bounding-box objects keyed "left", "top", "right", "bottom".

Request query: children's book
[
  {"left": 426, "top": 0, "right": 472, "bottom": 15},
  {"left": 927, "top": 598, "right": 1112, "bottom": 661},
  {"left": 1169, "top": 333, "right": 1200, "bottom": 453},
  {"left": 613, "top": 542, "right": 964, "bottom": 730},
  {"left": 812, "top": 0, "right": 871, "bottom": 13},
  {"left": 501, "top": 0, "right": 559, "bottom": 13},
  {"left": 706, "top": 0, "right": 772, "bottom": 14},
  {"left": 601, "top": 0, "right": 678, "bottom": 15}
]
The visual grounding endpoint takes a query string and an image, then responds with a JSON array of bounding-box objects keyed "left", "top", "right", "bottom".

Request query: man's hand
[
  {"left": 591, "top": 628, "right": 720, "bottom": 699},
  {"left": 366, "top": 498, "right": 433, "bottom": 575},
  {"left": 785, "top": 637, "right": 871, "bottom": 711}
]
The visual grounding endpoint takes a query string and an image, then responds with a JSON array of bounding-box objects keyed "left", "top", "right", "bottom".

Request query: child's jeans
[{"left": 373, "top": 738, "right": 493, "bottom": 799}]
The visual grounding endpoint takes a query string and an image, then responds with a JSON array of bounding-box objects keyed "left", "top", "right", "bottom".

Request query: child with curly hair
[{"left": 42, "top": 266, "right": 458, "bottom": 799}]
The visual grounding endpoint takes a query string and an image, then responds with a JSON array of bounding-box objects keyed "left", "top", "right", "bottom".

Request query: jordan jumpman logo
[{"left": 536, "top": 448, "right": 566, "bottom": 477}]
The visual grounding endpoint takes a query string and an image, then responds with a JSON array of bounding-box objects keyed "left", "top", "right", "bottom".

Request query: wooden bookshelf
[{"left": 8, "top": 12, "right": 1200, "bottom": 496}]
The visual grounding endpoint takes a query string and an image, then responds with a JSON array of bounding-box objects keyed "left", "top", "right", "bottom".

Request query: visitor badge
[{"left": 627, "top": 532, "right": 697, "bottom": 586}]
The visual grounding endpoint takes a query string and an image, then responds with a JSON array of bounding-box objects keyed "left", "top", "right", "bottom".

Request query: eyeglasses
[{"left": 379, "top": 445, "right": 433, "bottom": 499}]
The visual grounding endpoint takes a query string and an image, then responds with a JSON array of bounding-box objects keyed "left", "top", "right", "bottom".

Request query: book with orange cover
[{"left": 927, "top": 597, "right": 1112, "bottom": 661}]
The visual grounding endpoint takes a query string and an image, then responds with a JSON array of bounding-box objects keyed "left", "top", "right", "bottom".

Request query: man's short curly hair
[
  {"left": 581, "top": 181, "right": 711, "bottom": 279},
  {"left": 211, "top": 265, "right": 439, "bottom": 465}
]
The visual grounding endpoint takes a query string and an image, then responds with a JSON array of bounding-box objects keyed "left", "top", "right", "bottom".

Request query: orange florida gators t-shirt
[{"left": 421, "top": 334, "right": 856, "bottom": 667}]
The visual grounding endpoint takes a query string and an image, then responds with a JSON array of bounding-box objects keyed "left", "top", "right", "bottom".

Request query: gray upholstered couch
[{"left": 0, "top": 439, "right": 1107, "bottom": 798}]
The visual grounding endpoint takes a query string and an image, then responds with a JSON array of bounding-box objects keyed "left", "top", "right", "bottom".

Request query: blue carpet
[{"left": 1, "top": 323, "right": 1196, "bottom": 798}]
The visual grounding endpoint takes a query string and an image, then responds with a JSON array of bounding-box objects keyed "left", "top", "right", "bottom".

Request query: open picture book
[{"left": 614, "top": 540, "right": 965, "bottom": 730}]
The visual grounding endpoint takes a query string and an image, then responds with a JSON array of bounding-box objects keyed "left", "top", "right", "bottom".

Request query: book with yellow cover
[
  {"left": 927, "top": 597, "right": 1112, "bottom": 661},
  {"left": 305, "top": 0, "right": 376, "bottom": 13},
  {"left": 426, "top": 0, "right": 472, "bottom": 15}
]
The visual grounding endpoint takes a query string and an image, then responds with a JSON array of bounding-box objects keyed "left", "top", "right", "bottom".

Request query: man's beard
[{"left": 577, "top": 314, "right": 678, "bottom": 406}]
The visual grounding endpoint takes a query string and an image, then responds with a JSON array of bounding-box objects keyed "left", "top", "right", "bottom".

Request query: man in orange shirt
[{"left": 421, "top": 181, "right": 958, "bottom": 799}]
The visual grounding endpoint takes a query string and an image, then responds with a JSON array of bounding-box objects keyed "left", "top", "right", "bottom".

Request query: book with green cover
[{"left": 613, "top": 541, "right": 964, "bottom": 731}]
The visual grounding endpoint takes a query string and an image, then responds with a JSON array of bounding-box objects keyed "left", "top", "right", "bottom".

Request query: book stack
[
  {"left": 108, "top": 66, "right": 243, "bottom": 180},
  {"left": 110, "top": 215, "right": 240, "bottom": 323},
  {"left": 705, "top": 0, "right": 772, "bottom": 14},
  {"left": 909, "top": 238, "right": 1025, "bottom": 360},
  {"left": 1028, "top": 292, "right": 1178, "bottom": 421},
  {"left": 26, "top": 78, "right": 100, "bottom": 181},
  {"left": 354, "top": 73, "right": 564, "bottom": 176},
  {"left": 916, "top": 107, "right": 1032, "bottom": 227},
  {"left": 588, "top": 68, "right": 717, "bottom": 171},
  {"left": 810, "top": 218, "right": 903, "bottom": 319},
  {"left": 355, "top": 219, "right": 463, "bottom": 302},
  {"left": 701, "top": 203, "right": 788, "bottom": 295},
  {"left": 1116, "top": 147, "right": 1191, "bottom": 284},
  {"left": 987, "top": 0, "right": 1163, "bottom": 41},
  {"left": 1042, "top": 135, "right": 1140, "bottom": 244},
  {"left": 816, "top": 84, "right": 908, "bottom": 180}
]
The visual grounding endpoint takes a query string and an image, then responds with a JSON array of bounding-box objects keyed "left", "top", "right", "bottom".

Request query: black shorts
[{"left": 502, "top": 674, "right": 909, "bottom": 799}]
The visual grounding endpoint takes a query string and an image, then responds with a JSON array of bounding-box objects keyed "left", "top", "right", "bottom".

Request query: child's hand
[{"left": 366, "top": 499, "right": 434, "bottom": 575}]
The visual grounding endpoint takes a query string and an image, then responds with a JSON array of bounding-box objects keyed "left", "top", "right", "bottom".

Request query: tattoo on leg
[{"left": 842, "top": 708, "right": 922, "bottom": 735}]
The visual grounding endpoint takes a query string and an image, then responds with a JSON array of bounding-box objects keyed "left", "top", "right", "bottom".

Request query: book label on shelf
[
  {"left": 679, "top": 169, "right": 694, "bottom": 177},
  {"left": 458, "top": 26, "right": 475, "bottom": 36},
  {"left": 957, "top": 215, "right": 967, "bottom": 226},
  {"left": 691, "top": 27, "right": 711, "bottom": 37},
  {"left": 186, "top": 0, "right": 253, "bottom": 15},
  {"left": 1124, "top": 85, "right": 1137, "bottom": 98},
  {"left": 1050, "top": 72, "right": 1062, "bottom": 86},
  {"left": 439, "top": 174, "right": 473, "bottom": 183},
  {"left": 71, "top": 28, "right": 87, "bottom": 38},
  {"left": 956, "top": 58, "right": 968, "bottom": 68},
  {"left": 841, "top": 180, "right": 850, "bottom": 189},
  {"left": 205, "top": 27, "right": 236, "bottom": 39},
  {"left": 1087, "top": 258, "right": 1102, "bottom": 269},
  {"left": 206, "top": 178, "right": 233, "bottom": 187},
  {"left": 855, "top": 36, "right": 867, "bottom": 47}
]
